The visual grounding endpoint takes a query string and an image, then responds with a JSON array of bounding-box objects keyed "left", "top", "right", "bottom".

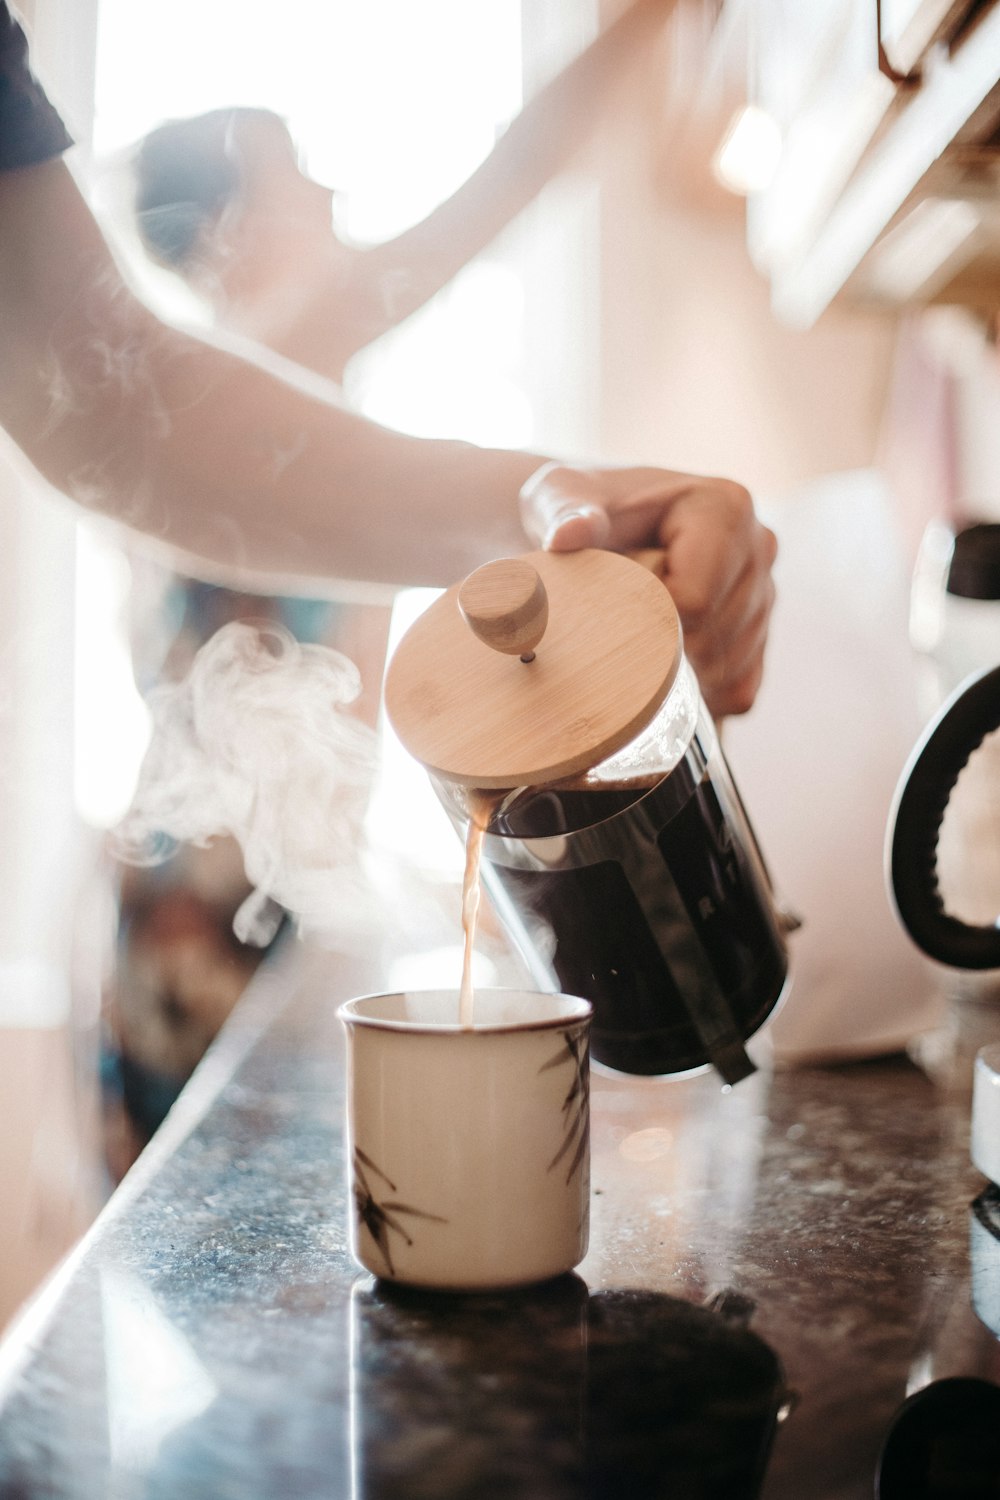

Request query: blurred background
[{"left": 2, "top": 0, "right": 999, "bottom": 1328}]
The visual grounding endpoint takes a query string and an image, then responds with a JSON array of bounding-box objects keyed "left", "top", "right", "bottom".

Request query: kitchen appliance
[
  {"left": 905, "top": 522, "right": 1000, "bottom": 974},
  {"left": 875, "top": 1376, "right": 1000, "bottom": 1499},
  {"left": 910, "top": 521, "right": 1000, "bottom": 709},
  {"left": 888, "top": 662, "right": 1000, "bottom": 972},
  {"left": 889, "top": 670, "right": 1000, "bottom": 1364},
  {"left": 384, "top": 550, "right": 793, "bottom": 1085}
]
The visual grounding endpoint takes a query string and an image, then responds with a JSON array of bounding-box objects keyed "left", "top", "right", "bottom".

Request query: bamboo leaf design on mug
[
  {"left": 540, "top": 1025, "right": 590, "bottom": 1183},
  {"left": 352, "top": 1146, "right": 448, "bottom": 1276}
]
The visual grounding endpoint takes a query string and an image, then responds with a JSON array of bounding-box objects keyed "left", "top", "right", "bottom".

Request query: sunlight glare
[{"left": 86, "top": 1, "right": 529, "bottom": 850}]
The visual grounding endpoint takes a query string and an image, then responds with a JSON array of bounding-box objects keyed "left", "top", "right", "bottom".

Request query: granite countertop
[{"left": 1, "top": 931, "right": 999, "bottom": 1499}]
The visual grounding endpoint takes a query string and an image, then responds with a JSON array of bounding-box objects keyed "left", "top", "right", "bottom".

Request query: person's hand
[{"left": 519, "top": 462, "right": 777, "bottom": 719}]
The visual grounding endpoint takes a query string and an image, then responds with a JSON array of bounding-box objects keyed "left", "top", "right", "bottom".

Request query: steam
[{"left": 114, "top": 621, "right": 378, "bottom": 946}]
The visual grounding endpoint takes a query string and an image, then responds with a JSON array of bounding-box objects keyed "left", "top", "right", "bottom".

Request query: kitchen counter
[{"left": 1, "top": 918, "right": 999, "bottom": 1497}]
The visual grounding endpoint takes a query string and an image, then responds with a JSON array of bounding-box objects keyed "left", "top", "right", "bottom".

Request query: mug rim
[{"left": 337, "top": 987, "right": 592, "bottom": 1036}]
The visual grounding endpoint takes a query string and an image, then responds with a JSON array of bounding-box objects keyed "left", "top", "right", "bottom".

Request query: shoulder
[{"left": 1, "top": 1, "right": 74, "bottom": 172}]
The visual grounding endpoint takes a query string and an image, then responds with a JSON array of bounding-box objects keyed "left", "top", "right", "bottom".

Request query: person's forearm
[
  {"left": 0, "top": 159, "right": 543, "bottom": 590},
  {"left": 136, "top": 347, "right": 544, "bottom": 589},
  {"left": 1, "top": 157, "right": 778, "bottom": 717},
  {"left": 347, "top": 0, "right": 673, "bottom": 337}
]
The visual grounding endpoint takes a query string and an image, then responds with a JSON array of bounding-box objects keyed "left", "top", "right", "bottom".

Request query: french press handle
[{"left": 887, "top": 663, "right": 1000, "bottom": 969}]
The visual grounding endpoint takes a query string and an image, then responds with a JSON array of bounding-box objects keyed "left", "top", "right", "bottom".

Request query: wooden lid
[{"left": 384, "top": 549, "right": 681, "bottom": 789}]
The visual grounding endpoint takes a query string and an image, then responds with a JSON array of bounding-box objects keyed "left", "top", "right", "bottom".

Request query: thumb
[
  {"left": 519, "top": 463, "right": 612, "bottom": 551},
  {"left": 543, "top": 505, "right": 612, "bottom": 552}
]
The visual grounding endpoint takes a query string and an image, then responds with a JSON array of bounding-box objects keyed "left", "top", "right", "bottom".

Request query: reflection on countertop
[{"left": 0, "top": 937, "right": 999, "bottom": 1498}]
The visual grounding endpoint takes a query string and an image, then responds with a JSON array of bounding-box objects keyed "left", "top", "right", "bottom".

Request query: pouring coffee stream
[
  {"left": 459, "top": 798, "right": 494, "bottom": 1027},
  {"left": 456, "top": 554, "right": 663, "bottom": 1029},
  {"left": 456, "top": 562, "right": 555, "bottom": 1027},
  {"left": 386, "top": 550, "right": 793, "bottom": 1079}
]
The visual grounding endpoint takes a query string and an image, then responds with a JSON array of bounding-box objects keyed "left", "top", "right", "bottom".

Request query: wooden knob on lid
[
  {"left": 384, "top": 549, "right": 682, "bottom": 790},
  {"left": 458, "top": 558, "right": 549, "bottom": 660}
]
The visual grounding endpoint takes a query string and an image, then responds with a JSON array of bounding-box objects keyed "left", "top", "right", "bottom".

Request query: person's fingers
[
  {"left": 629, "top": 473, "right": 774, "bottom": 718},
  {"left": 686, "top": 576, "right": 775, "bottom": 718},
  {"left": 680, "top": 532, "right": 778, "bottom": 717},
  {"left": 671, "top": 519, "right": 776, "bottom": 641},
  {"left": 592, "top": 469, "right": 696, "bottom": 555},
  {"left": 651, "top": 478, "right": 761, "bottom": 608}
]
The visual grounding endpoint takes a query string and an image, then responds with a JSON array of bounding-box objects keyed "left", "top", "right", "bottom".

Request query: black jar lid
[{"left": 947, "top": 522, "right": 1000, "bottom": 600}]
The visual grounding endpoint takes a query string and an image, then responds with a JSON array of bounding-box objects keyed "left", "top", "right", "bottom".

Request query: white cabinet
[
  {"left": 745, "top": 0, "right": 1000, "bottom": 325},
  {"left": 880, "top": 0, "right": 981, "bottom": 77}
]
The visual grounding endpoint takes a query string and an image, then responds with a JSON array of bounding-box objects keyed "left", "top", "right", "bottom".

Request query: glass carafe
[{"left": 385, "top": 550, "right": 794, "bottom": 1084}]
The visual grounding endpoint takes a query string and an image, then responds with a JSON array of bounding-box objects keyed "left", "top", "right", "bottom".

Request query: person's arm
[
  {"left": 0, "top": 155, "right": 775, "bottom": 713},
  {"left": 0, "top": 156, "right": 541, "bottom": 591},
  {"left": 321, "top": 0, "right": 672, "bottom": 352}
]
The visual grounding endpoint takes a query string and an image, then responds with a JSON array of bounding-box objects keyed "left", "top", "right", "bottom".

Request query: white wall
[
  {"left": 590, "top": 6, "right": 899, "bottom": 499},
  {"left": 0, "top": 1, "right": 104, "bottom": 1331},
  {"left": 585, "top": 5, "right": 943, "bottom": 1060},
  {"left": 0, "top": 443, "right": 101, "bottom": 1331}
]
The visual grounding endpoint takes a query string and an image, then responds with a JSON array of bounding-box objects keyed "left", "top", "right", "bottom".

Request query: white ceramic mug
[{"left": 338, "top": 989, "right": 592, "bottom": 1291}]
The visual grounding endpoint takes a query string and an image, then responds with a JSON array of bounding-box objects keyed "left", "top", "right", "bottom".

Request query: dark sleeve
[{"left": 0, "top": 0, "right": 73, "bottom": 171}]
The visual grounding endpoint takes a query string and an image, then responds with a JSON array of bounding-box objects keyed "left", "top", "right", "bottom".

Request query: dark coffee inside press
[{"left": 473, "top": 696, "right": 788, "bottom": 1082}]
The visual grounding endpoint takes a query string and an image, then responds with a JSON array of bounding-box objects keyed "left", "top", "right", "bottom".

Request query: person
[
  {"left": 120, "top": 0, "right": 689, "bottom": 731},
  {"left": 130, "top": 0, "right": 673, "bottom": 387},
  {"left": 74, "top": 1, "right": 778, "bottom": 1164},
  {"left": 0, "top": 0, "right": 777, "bottom": 724},
  {"left": 2, "top": 0, "right": 776, "bottom": 1189}
]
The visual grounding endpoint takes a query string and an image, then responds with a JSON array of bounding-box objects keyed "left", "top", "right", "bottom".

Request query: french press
[{"left": 384, "top": 550, "right": 792, "bottom": 1085}]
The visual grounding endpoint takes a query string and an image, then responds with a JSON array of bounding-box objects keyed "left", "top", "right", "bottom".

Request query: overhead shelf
[{"left": 746, "top": 0, "right": 1000, "bottom": 326}]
